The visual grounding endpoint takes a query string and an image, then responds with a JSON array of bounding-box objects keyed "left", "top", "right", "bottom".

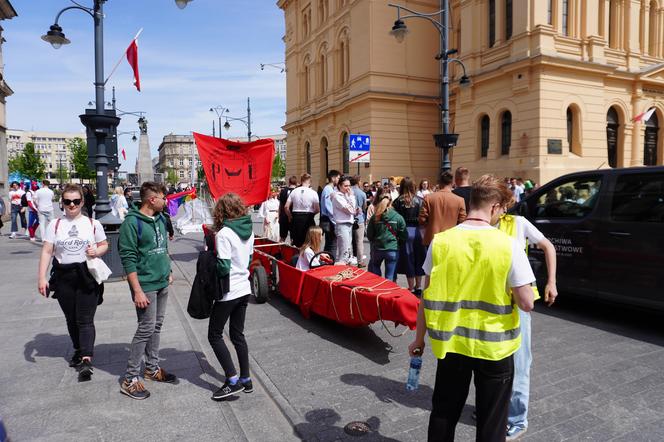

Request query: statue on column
[{"left": 138, "top": 116, "right": 148, "bottom": 134}]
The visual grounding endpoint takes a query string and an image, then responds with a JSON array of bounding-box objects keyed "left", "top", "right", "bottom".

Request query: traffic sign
[{"left": 349, "top": 134, "right": 370, "bottom": 163}]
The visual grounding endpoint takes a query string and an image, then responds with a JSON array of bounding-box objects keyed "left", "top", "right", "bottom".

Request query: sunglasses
[{"left": 63, "top": 198, "right": 82, "bottom": 206}]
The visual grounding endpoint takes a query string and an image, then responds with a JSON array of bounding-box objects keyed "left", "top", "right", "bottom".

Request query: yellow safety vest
[
  {"left": 424, "top": 227, "right": 521, "bottom": 361},
  {"left": 498, "top": 214, "right": 541, "bottom": 301}
]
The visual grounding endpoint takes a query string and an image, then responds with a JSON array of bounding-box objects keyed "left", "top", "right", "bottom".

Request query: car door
[
  {"left": 523, "top": 174, "right": 604, "bottom": 297},
  {"left": 593, "top": 171, "right": 664, "bottom": 309}
]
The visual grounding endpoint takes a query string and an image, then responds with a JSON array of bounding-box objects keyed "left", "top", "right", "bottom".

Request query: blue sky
[{"left": 4, "top": 0, "right": 286, "bottom": 171}]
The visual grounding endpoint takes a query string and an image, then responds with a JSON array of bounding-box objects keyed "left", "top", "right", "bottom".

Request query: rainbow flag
[{"left": 166, "top": 188, "right": 197, "bottom": 217}]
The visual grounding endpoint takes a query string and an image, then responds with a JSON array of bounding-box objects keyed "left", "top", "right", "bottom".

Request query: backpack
[
  {"left": 135, "top": 215, "right": 166, "bottom": 241},
  {"left": 187, "top": 249, "right": 219, "bottom": 319},
  {"left": 20, "top": 193, "right": 28, "bottom": 207}
]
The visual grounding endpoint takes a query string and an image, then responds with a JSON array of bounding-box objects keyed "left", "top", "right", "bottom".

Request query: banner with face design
[{"left": 193, "top": 133, "right": 275, "bottom": 206}]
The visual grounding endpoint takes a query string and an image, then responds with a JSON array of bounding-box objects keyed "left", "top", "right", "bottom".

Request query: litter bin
[{"left": 98, "top": 213, "right": 125, "bottom": 282}]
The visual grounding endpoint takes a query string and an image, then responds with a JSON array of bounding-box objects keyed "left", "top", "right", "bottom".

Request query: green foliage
[
  {"left": 8, "top": 142, "right": 46, "bottom": 180},
  {"left": 56, "top": 164, "right": 70, "bottom": 183},
  {"left": 69, "top": 137, "right": 95, "bottom": 182},
  {"left": 166, "top": 168, "right": 178, "bottom": 185},
  {"left": 272, "top": 154, "right": 286, "bottom": 179}
]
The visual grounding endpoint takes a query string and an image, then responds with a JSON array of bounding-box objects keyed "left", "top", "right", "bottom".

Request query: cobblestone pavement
[{"left": 170, "top": 218, "right": 664, "bottom": 442}]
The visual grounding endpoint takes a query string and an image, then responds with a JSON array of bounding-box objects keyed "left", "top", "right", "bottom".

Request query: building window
[
  {"left": 489, "top": 0, "right": 496, "bottom": 47},
  {"left": 303, "top": 57, "right": 311, "bottom": 103},
  {"left": 501, "top": 111, "right": 512, "bottom": 155},
  {"left": 649, "top": 1, "right": 658, "bottom": 56},
  {"left": 305, "top": 141, "right": 311, "bottom": 173},
  {"left": 303, "top": 6, "right": 311, "bottom": 37},
  {"left": 606, "top": 107, "right": 620, "bottom": 168},
  {"left": 179, "top": 158, "right": 184, "bottom": 166},
  {"left": 320, "top": 137, "right": 329, "bottom": 177},
  {"left": 318, "top": 48, "right": 328, "bottom": 95},
  {"left": 644, "top": 111, "right": 659, "bottom": 166},
  {"left": 562, "top": 0, "right": 569, "bottom": 36},
  {"left": 318, "top": 0, "right": 328, "bottom": 24},
  {"left": 341, "top": 132, "right": 349, "bottom": 174},
  {"left": 505, "top": 0, "right": 513, "bottom": 40},
  {"left": 567, "top": 107, "right": 574, "bottom": 151},
  {"left": 338, "top": 32, "right": 350, "bottom": 86},
  {"left": 480, "top": 115, "right": 490, "bottom": 157},
  {"left": 179, "top": 170, "right": 184, "bottom": 178},
  {"left": 548, "top": 0, "right": 553, "bottom": 25}
]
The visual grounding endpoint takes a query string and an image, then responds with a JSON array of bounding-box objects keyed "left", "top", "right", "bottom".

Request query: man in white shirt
[
  {"left": 285, "top": 173, "right": 320, "bottom": 247},
  {"left": 34, "top": 180, "right": 55, "bottom": 240}
]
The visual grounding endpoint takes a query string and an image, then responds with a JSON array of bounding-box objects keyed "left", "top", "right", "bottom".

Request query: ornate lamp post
[
  {"left": 222, "top": 97, "right": 253, "bottom": 142},
  {"left": 389, "top": 0, "right": 471, "bottom": 173}
]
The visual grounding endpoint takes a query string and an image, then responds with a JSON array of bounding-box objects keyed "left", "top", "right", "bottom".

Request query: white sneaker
[
  {"left": 348, "top": 256, "right": 358, "bottom": 266},
  {"left": 9, "top": 233, "right": 15, "bottom": 239},
  {"left": 30, "top": 237, "right": 36, "bottom": 242}
]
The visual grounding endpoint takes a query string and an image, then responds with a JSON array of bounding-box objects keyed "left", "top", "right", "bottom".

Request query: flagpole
[{"left": 104, "top": 28, "right": 143, "bottom": 85}]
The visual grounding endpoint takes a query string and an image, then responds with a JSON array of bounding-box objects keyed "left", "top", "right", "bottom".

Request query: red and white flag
[
  {"left": 633, "top": 107, "right": 656, "bottom": 123},
  {"left": 126, "top": 33, "right": 141, "bottom": 92},
  {"left": 121, "top": 148, "right": 127, "bottom": 161}
]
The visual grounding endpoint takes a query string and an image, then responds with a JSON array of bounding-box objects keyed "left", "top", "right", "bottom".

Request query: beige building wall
[
  {"left": 0, "top": 1, "right": 17, "bottom": 200},
  {"left": 280, "top": 0, "right": 664, "bottom": 188}
]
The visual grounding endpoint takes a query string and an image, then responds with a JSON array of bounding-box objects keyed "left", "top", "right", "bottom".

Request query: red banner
[{"left": 193, "top": 133, "right": 275, "bottom": 206}]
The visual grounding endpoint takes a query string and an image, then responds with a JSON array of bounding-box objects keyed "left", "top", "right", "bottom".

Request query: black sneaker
[
  {"left": 120, "top": 377, "right": 151, "bottom": 400},
  {"left": 69, "top": 350, "right": 82, "bottom": 367},
  {"left": 78, "top": 359, "right": 93, "bottom": 382},
  {"left": 241, "top": 379, "right": 254, "bottom": 393},
  {"left": 211, "top": 381, "right": 244, "bottom": 400},
  {"left": 412, "top": 288, "right": 423, "bottom": 297}
]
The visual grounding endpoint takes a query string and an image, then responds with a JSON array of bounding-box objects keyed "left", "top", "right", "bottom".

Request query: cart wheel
[
  {"left": 270, "top": 260, "right": 279, "bottom": 292},
  {"left": 252, "top": 266, "right": 269, "bottom": 304}
]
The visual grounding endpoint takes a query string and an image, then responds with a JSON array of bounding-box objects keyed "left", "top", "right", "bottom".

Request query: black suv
[{"left": 514, "top": 166, "right": 664, "bottom": 311}]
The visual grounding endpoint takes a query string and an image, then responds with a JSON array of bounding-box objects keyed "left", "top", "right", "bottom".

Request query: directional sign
[{"left": 349, "top": 134, "right": 370, "bottom": 163}]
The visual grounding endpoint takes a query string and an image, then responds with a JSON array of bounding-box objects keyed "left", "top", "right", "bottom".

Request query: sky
[{"left": 3, "top": 0, "right": 286, "bottom": 172}]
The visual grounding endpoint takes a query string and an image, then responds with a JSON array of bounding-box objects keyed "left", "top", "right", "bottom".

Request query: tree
[
  {"left": 166, "top": 168, "right": 178, "bottom": 185},
  {"left": 8, "top": 142, "right": 46, "bottom": 180},
  {"left": 69, "top": 137, "right": 95, "bottom": 183},
  {"left": 56, "top": 164, "right": 70, "bottom": 183},
  {"left": 272, "top": 154, "right": 286, "bottom": 180}
]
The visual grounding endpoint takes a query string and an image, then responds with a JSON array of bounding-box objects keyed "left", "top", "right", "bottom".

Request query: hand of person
[
  {"left": 169, "top": 273, "right": 174, "bottom": 285},
  {"left": 134, "top": 290, "right": 150, "bottom": 308},
  {"left": 38, "top": 277, "right": 49, "bottom": 298},
  {"left": 408, "top": 339, "right": 425, "bottom": 357},
  {"left": 544, "top": 281, "right": 558, "bottom": 307},
  {"left": 86, "top": 245, "right": 97, "bottom": 258},
  {"left": 169, "top": 235, "right": 174, "bottom": 241}
]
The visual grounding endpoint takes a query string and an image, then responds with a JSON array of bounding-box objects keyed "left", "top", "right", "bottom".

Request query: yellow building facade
[{"left": 279, "top": 0, "right": 664, "bottom": 187}]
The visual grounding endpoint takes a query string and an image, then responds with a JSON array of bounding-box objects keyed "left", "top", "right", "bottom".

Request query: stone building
[
  {"left": 7, "top": 129, "right": 84, "bottom": 183},
  {"left": 228, "top": 133, "right": 287, "bottom": 161},
  {"left": 279, "top": 0, "right": 664, "bottom": 187},
  {"left": 156, "top": 134, "right": 200, "bottom": 185},
  {"left": 0, "top": 0, "right": 16, "bottom": 199}
]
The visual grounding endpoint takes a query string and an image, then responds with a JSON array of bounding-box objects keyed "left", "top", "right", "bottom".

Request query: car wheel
[{"left": 252, "top": 266, "right": 269, "bottom": 304}]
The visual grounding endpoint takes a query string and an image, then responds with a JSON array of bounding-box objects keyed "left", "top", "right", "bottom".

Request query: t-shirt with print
[
  {"left": 422, "top": 224, "right": 535, "bottom": 288},
  {"left": 9, "top": 189, "right": 24, "bottom": 206},
  {"left": 44, "top": 216, "right": 107, "bottom": 264}
]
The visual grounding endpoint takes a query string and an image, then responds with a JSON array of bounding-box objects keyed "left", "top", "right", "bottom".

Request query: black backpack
[
  {"left": 187, "top": 232, "right": 230, "bottom": 319},
  {"left": 20, "top": 192, "right": 28, "bottom": 207}
]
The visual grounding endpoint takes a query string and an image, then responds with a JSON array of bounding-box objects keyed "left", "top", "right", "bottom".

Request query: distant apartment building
[
  {"left": 227, "top": 133, "right": 287, "bottom": 161},
  {"left": 156, "top": 134, "right": 201, "bottom": 184},
  {"left": 7, "top": 129, "right": 85, "bottom": 183},
  {"left": 0, "top": 0, "right": 17, "bottom": 199}
]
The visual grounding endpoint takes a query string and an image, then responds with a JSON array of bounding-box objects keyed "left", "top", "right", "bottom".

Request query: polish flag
[
  {"left": 126, "top": 37, "right": 140, "bottom": 91},
  {"left": 633, "top": 107, "right": 656, "bottom": 123},
  {"left": 121, "top": 148, "right": 127, "bottom": 161}
]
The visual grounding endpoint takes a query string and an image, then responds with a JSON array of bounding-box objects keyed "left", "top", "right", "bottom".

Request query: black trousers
[
  {"left": 290, "top": 212, "right": 315, "bottom": 247},
  {"left": 55, "top": 270, "right": 99, "bottom": 358},
  {"left": 279, "top": 214, "right": 290, "bottom": 241},
  {"left": 207, "top": 295, "right": 250, "bottom": 379},
  {"left": 429, "top": 352, "right": 514, "bottom": 442},
  {"left": 320, "top": 215, "right": 336, "bottom": 257}
]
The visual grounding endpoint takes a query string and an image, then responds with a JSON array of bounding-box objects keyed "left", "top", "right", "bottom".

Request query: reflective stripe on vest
[
  {"left": 424, "top": 227, "right": 521, "bottom": 361},
  {"left": 498, "top": 214, "right": 540, "bottom": 301}
]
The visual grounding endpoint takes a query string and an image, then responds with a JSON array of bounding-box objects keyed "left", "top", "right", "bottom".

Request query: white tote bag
[{"left": 87, "top": 257, "right": 112, "bottom": 284}]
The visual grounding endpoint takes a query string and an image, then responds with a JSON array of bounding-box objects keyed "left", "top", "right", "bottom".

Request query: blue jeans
[
  {"left": 508, "top": 308, "right": 532, "bottom": 430},
  {"left": 10, "top": 205, "right": 26, "bottom": 233},
  {"left": 368, "top": 249, "right": 398, "bottom": 281}
]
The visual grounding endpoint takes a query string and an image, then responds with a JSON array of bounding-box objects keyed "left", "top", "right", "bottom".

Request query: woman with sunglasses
[{"left": 37, "top": 183, "right": 108, "bottom": 382}]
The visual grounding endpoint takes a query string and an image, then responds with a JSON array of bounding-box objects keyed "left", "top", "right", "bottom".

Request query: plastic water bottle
[{"left": 406, "top": 350, "right": 422, "bottom": 391}]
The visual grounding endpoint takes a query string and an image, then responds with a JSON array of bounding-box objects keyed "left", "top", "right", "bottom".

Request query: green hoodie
[
  {"left": 119, "top": 206, "right": 171, "bottom": 292},
  {"left": 216, "top": 215, "right": 253, "bottom": 277},
  {"left": 367, "top": 208, "right": 407, "bottom": 251}
]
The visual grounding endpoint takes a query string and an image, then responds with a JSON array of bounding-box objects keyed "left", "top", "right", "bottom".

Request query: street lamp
[
  {"left": 389, "top": 1, "right": 471, "bottom": 173},
  {"left": 260, "top": 62, "right": 286, "bottom": 73},
  {"left": 209, "top": 106, "right": 229, "bottom": 138},
  {"left": 221, "top": 97, "right": 253, "bottom": 141},
  {"left": 42, "top": 0, "right": 187, "bottom": 221}
]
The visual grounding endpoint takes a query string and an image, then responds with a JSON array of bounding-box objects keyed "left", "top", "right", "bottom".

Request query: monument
[{"left": 135, "top": 116, "right": 154, "bottom": 183}]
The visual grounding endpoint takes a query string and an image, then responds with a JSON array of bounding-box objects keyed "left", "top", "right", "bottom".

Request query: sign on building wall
[{"left": 349, "top": 134, "right": 371, "bottom": 163}]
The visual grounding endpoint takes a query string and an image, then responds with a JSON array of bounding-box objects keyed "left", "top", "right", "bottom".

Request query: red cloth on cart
[{"left": 299, "top": 265, "right": 419, "bottom": 329}]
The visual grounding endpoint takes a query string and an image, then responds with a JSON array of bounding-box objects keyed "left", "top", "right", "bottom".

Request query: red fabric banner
[
  {"left": 193, "top": 132, "right": 275, "bottom": 206},
  {"left": 126, "top": 39, "right": 140, "bottom": 92}
]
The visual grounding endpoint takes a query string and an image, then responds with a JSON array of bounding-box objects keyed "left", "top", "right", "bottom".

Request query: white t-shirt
[
  {"left": 287, "top": 186, "right": 320, "bottom": 213},
  {"left": 513, "top": 186, "right": 524, "bottom": 202},
  {"left": 296, "top": 247, "right": 319, "bottom": 271},
  {"left": 259, "top": 198, "right": 280, "bottom": 220},
  {"left": 215, "top": 226, "right": 254, "bottom": 301},
  {"left": 496, "top": 216, "right": 545, "bottom": 251},
  {"left": 44, "top": 216, "right": 107, "bottom": 264},
  {"left": 34, "top": 187, "right": 55, "bottom": 212},
  {"left": 422, "top": 224, "right": 535, "bottom": 288},
  {"left": 9, "top": 189, "right": 24, "bottom": 206}
]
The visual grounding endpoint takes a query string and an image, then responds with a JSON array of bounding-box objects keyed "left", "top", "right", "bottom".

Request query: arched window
[
  {"left": 567, "top": 107, "right": 574, "bottom": 151},
  {"left": 606, "top": 107, "right": 620, "bottom": 168},
  {"left": 303, "top": 56, "right": 311, "bottom": 103},
  {"left": 320, "top": 137, "right": 329, "bottom": 178},
  {"left": 644, "top": 112, "right": 659, "bottom": 166},
  {"left": 338, "top": 31, "right": 350, "bottom": 86},
  {"left": 567, "top": 105, "right": 583, "bottom": 155},
  {"left": 489, "top": 0, "right": 496, "bottom": 47},
  {"left": 305, "top": 141, "right": 311, "bottom": 173},
  {"left": 505, "top": 0, "right": 513, "bottom": 40},
  {"left": 319, "top": 0, "right": 328, "bottom": 24},
  {"left": 650, "top": 2, "right": 658, "bottom": 56},
  {"left": 480, "top": 115, "right": 490, "bottom": 157},
  {"left": 562, "top": 0, "right": 570, "bottom": 36},
  {"left": 341, "top": 132, "right": 349, "bottom": 174},
  {"left": 318, "top": 49, "right": 328, "bottom": 95},
  {"left": 501, "top": 111, "right": 512, "bottom": 155}
]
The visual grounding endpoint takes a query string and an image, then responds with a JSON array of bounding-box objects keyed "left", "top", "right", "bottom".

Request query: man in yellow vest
[{"left": 409, "top": 175, "right": 535, "bottom": 441}]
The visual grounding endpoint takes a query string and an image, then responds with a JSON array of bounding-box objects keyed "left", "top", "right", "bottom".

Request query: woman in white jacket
[{"left": 331, "top": 175, "right": 358, "bottom": 264}]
